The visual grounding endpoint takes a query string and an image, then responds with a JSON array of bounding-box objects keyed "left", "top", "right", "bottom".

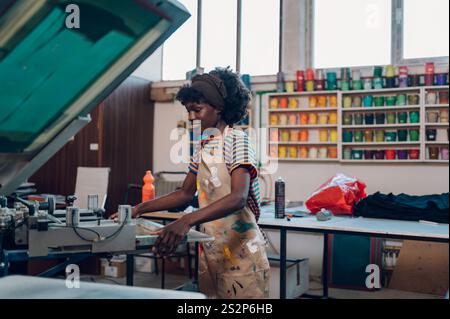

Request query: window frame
[
  {"left": 310, "top": 0, "right": 449, "bottom": 69},
  {"left": 162, "top": 0, "right": 281, "bottom": 80}
]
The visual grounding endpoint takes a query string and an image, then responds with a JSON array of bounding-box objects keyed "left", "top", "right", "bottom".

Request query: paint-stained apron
[{"left": 196, "top": 128, "right": 270, "bottom": 299}]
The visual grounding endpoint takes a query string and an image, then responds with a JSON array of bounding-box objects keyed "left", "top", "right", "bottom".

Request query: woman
[{"left": 117, "top": 67, "right": 269, "bottom": 298}]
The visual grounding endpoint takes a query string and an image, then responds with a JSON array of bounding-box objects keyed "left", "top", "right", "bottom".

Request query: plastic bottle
[
  {"left": 142, "top": 170, "right": 155, "bottom": 202},
  {"left": 275, "top": 177, "right": 285, "bottom": 219}
]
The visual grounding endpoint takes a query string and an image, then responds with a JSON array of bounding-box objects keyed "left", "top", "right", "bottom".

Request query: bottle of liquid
[
  {"left": 142, "top": 170, "right": 155, "bottom": 202},
  {"left": 276, "top": 71, "right": 285, "bottom": 92},
  {"left": 275, "top": 177, "right": 285, "bottom": 219}
]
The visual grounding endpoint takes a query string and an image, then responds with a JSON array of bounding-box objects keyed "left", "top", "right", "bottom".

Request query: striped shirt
[{"left": 188, "top": 128, "right": 261, "bottom": 221}]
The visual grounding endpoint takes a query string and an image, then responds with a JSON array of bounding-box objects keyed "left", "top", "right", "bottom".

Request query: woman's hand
[{"left": 151, "top": 216, "right": 191, "bottom": 257}]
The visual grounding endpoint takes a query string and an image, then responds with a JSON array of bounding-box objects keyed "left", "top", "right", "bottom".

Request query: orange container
[
  {"left": 300, "top": 113, "right": 309, "bottom": 125},
  {"left": 289, "top": 146, "right": 298, "bottom": 158},
  {"left": 278, "top": 146, "right": 288, "bottom": 158},
  {"left": 328, "top": 147, "right": 338, "bottom": 158},
  {"left": 308, "top": 96, "right": 318, "bottom": 108},
  {"left": 299, "top": 130, "right": 309, "bottom": 142},
  {"left": 329, "top": 112, "right": 338, "bottom": 124},
  {"left": 270, "top": 97, "right": 279, "bottom": 109},
  {"left": 299, "top": 146, "right": 308, "bottom": 158},
  {"left": 318, "top": 96, "right": 328, "bottom": 107},
  {"left": 279, "top": 97, "right": 288, "bottom": 109},
  {"left": 270, "top": 114, "right": 278, "bottom": 125},
  {"left": 309, "top": 113, "right": 318, "bottom": 125},
  {"left": 288, "top": 98, "right": 299, "bottom": 109},
  {"left": 290, "top": 130, "right": 300, "bottom": 142},
  {"left": 142, "top": 170, "right": 155, "bottom": 202},
  {"left": 270, "top": 129, "right": 279, "bottom": 142},
  {"left": 318, "top": 113, "right": 329, "bottom": 124},
  {"left": 329, "top": 96, "right": 338, "bottom": 108},
  {"left": 288, "top": 114, "right": 298, "bottom": 125}
]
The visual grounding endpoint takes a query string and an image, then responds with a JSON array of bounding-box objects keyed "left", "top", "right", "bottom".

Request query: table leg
[
  {"left": 322, "top": 233, "right": 329, "bottom": 298},
  {"left": 280, "top": 228, "right": 287, "bottom": 299},
  {"left": 126, "top": 254, "right": 134, "bottom": 286}
]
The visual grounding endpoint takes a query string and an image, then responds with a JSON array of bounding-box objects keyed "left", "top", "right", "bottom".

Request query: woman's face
[{"left": 185, "top": 102, "right": 221, "bottom": 133}]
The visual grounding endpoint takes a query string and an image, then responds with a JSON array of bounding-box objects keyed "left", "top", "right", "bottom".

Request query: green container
[
  {"left": 385, "top": 131, "right": 397, "bottom": 142},
  {"left": 398, "top": 112, "right": 408, "bottom": 124},
  {"left": 352, "top": 80, "right": 363, "bottom": 90},
  {"left": 373, "top": 77, "right": 383, "bottom": 89},
  {"left": 386, "top": 96, "right": 397, "bottom": 106},
  {"left": 386, "top": 112, "right": 396, "bottom": 124},
  {"left": 343, "top": 114, "right": 353, "bottom": 125},
  {"left": 354, "top": 113, "right": 364, "bottom": 125},
  {"left": 354, "top": 131, "right": 364, "bottom": 142},
  {"left": 397, "top": 94, "right": 407, "bottom": 106},
  {"left": 398, "top": 129, "right": 408, "bottom": 141},
  {"left": 409, "top": 111, "right": 420, "bottom": 123},
  {"left": 373, "top": 66, "right": 383, "bottom": 78},
  {"left": 351, "top": 150, "right": 363, "bottom": 160},
  {"left": 409, "top": 129, "right": 420, "bottom": 141},
  {"left": 374, "top": 96, "right": 385, "bottom": 107},
  {"left": 341, "top": 81, "right": 350, "bottom": 91},
  {"left": 343, "top": 131, "right": 354, "bottom": 142}
]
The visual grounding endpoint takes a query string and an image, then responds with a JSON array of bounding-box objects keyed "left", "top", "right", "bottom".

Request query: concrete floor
[{"left": 80, "top": 271, "right": 444, "bottom": 299}]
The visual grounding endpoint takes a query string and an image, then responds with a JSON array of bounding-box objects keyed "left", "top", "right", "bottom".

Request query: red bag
[{"left": 305, "top": 174, "right": 367, "bottom": 215}]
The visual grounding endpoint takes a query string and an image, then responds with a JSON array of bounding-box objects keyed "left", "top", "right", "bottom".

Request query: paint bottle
[
  {"left": 398, "top": 66, "right": 408, "bottom": 88},
  {"left": 142, "top": 171, "right": 155, "bottom": 202},
  {"left": 275, "top": 177, "right": 286, "bottom": 219},
  {"left": 315, "top": 69, "right": 325, "bottom": 91},
  {"left": 306, "top": 68, "right": 315, "bottom": 91},
  {"left": 425, "top": 62, "right": 435, "bottom": 86},
  {"left": 277, "top": 71, "right": 285, "bottom": 92},
  {"left": 327, "top": 72, "right": 338, "bottom": 90},
  {"left": 296, "top": 70, "right": 305, "bottom": 92}
]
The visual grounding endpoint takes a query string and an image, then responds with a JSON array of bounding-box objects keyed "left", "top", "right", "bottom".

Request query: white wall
[{"left": 132, "top": 48, "right": 163, "bottom": 82}]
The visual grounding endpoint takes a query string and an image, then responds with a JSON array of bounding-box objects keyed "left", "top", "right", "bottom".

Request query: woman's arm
[
  {"left": 110, "top": 172, "right": 197, "bottom": 219},
  {"left": 152, "top": 167, "right": 251, "bottom": 256}
]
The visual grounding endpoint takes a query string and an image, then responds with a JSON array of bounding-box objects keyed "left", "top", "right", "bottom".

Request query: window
[
  {"left": 162, "top": 0, "right": 197, "bottom": 81},
  {"left": 201, "top": 0, "right": 238, "bottom": 72},
  {"left": 313, "top": 0, "right": 392, "bottom": 69},
  {"left": 403, "top": 0, "right": 449, "bottom": 60},
  {"left": 240, "top": 0, "right": 280, "bottom": 76}
]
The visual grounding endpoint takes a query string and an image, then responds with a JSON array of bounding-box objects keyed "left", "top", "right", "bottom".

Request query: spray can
[{"left": 275, "top": 177, "right": 285, "bottom": 219}]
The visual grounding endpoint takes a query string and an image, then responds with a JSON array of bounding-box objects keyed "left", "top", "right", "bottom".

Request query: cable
[
  {"left": 103, "top": 210, "right": 129, "bottom": 240},
  {"left": 51, "top": 224, "right": 102, "bottom": 242}
]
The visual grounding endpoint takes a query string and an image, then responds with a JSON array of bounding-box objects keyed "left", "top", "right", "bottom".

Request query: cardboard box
[
  {"left": 100, "top": 256, "right": 126, "bottom": 278},
  {"left": 269, "top": 258, "right": 309, "bottom": 299},
  {"left": 134, "top": 254, "right": 156, "bottom": 273}
]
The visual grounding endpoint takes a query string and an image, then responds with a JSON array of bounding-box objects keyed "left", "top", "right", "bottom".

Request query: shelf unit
[
  {"left": 267, "top": 91, "right": 340, "bottom": 161},
  {"left": 265, "top": 85, "right": 449, "bottom": 163},
  {"left": 423, "top": 86, "right": 449, "bottom": 162}
]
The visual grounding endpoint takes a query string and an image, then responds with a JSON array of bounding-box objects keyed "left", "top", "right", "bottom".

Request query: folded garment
[{"left": 354, "top": 192, "right": 449, "bottom": 224}]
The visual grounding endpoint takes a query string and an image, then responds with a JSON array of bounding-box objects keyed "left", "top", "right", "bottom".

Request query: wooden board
[
  {"left": 389, "top": 240, "right": 449, "bottom": 296},
  {"left": 141, "top": 211, "right": 185, "bottom": 220}
]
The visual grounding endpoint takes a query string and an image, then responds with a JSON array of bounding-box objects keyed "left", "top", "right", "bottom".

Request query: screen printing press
[{"left": 0, "top": 0, "right": 216, "bottom": 291}]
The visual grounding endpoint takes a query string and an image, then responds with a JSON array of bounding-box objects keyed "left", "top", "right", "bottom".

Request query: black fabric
[{"left": 353, "top": 192, "right": 449, "bottom": 224}]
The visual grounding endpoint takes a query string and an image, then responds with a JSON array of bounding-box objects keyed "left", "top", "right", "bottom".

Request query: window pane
[
  {"left": 162, "top": 0, "right": 197, "bottom": 80},
  {"left": 404, "top": 0, "right": 449, "bottom": 59},
  {"left": 201, "top": 0, "right": 237, "bottom": 72},
  {"left": 241, "top": 0, "right": 280, "bottom": 76},
  {"left": 314, "top": 0, "right": 391, "bottom": 69}
]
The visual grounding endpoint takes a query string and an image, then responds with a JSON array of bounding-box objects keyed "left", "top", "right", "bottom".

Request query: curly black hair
[{"left": 176, "top": 67, "right": 251, "bottom": 126}]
